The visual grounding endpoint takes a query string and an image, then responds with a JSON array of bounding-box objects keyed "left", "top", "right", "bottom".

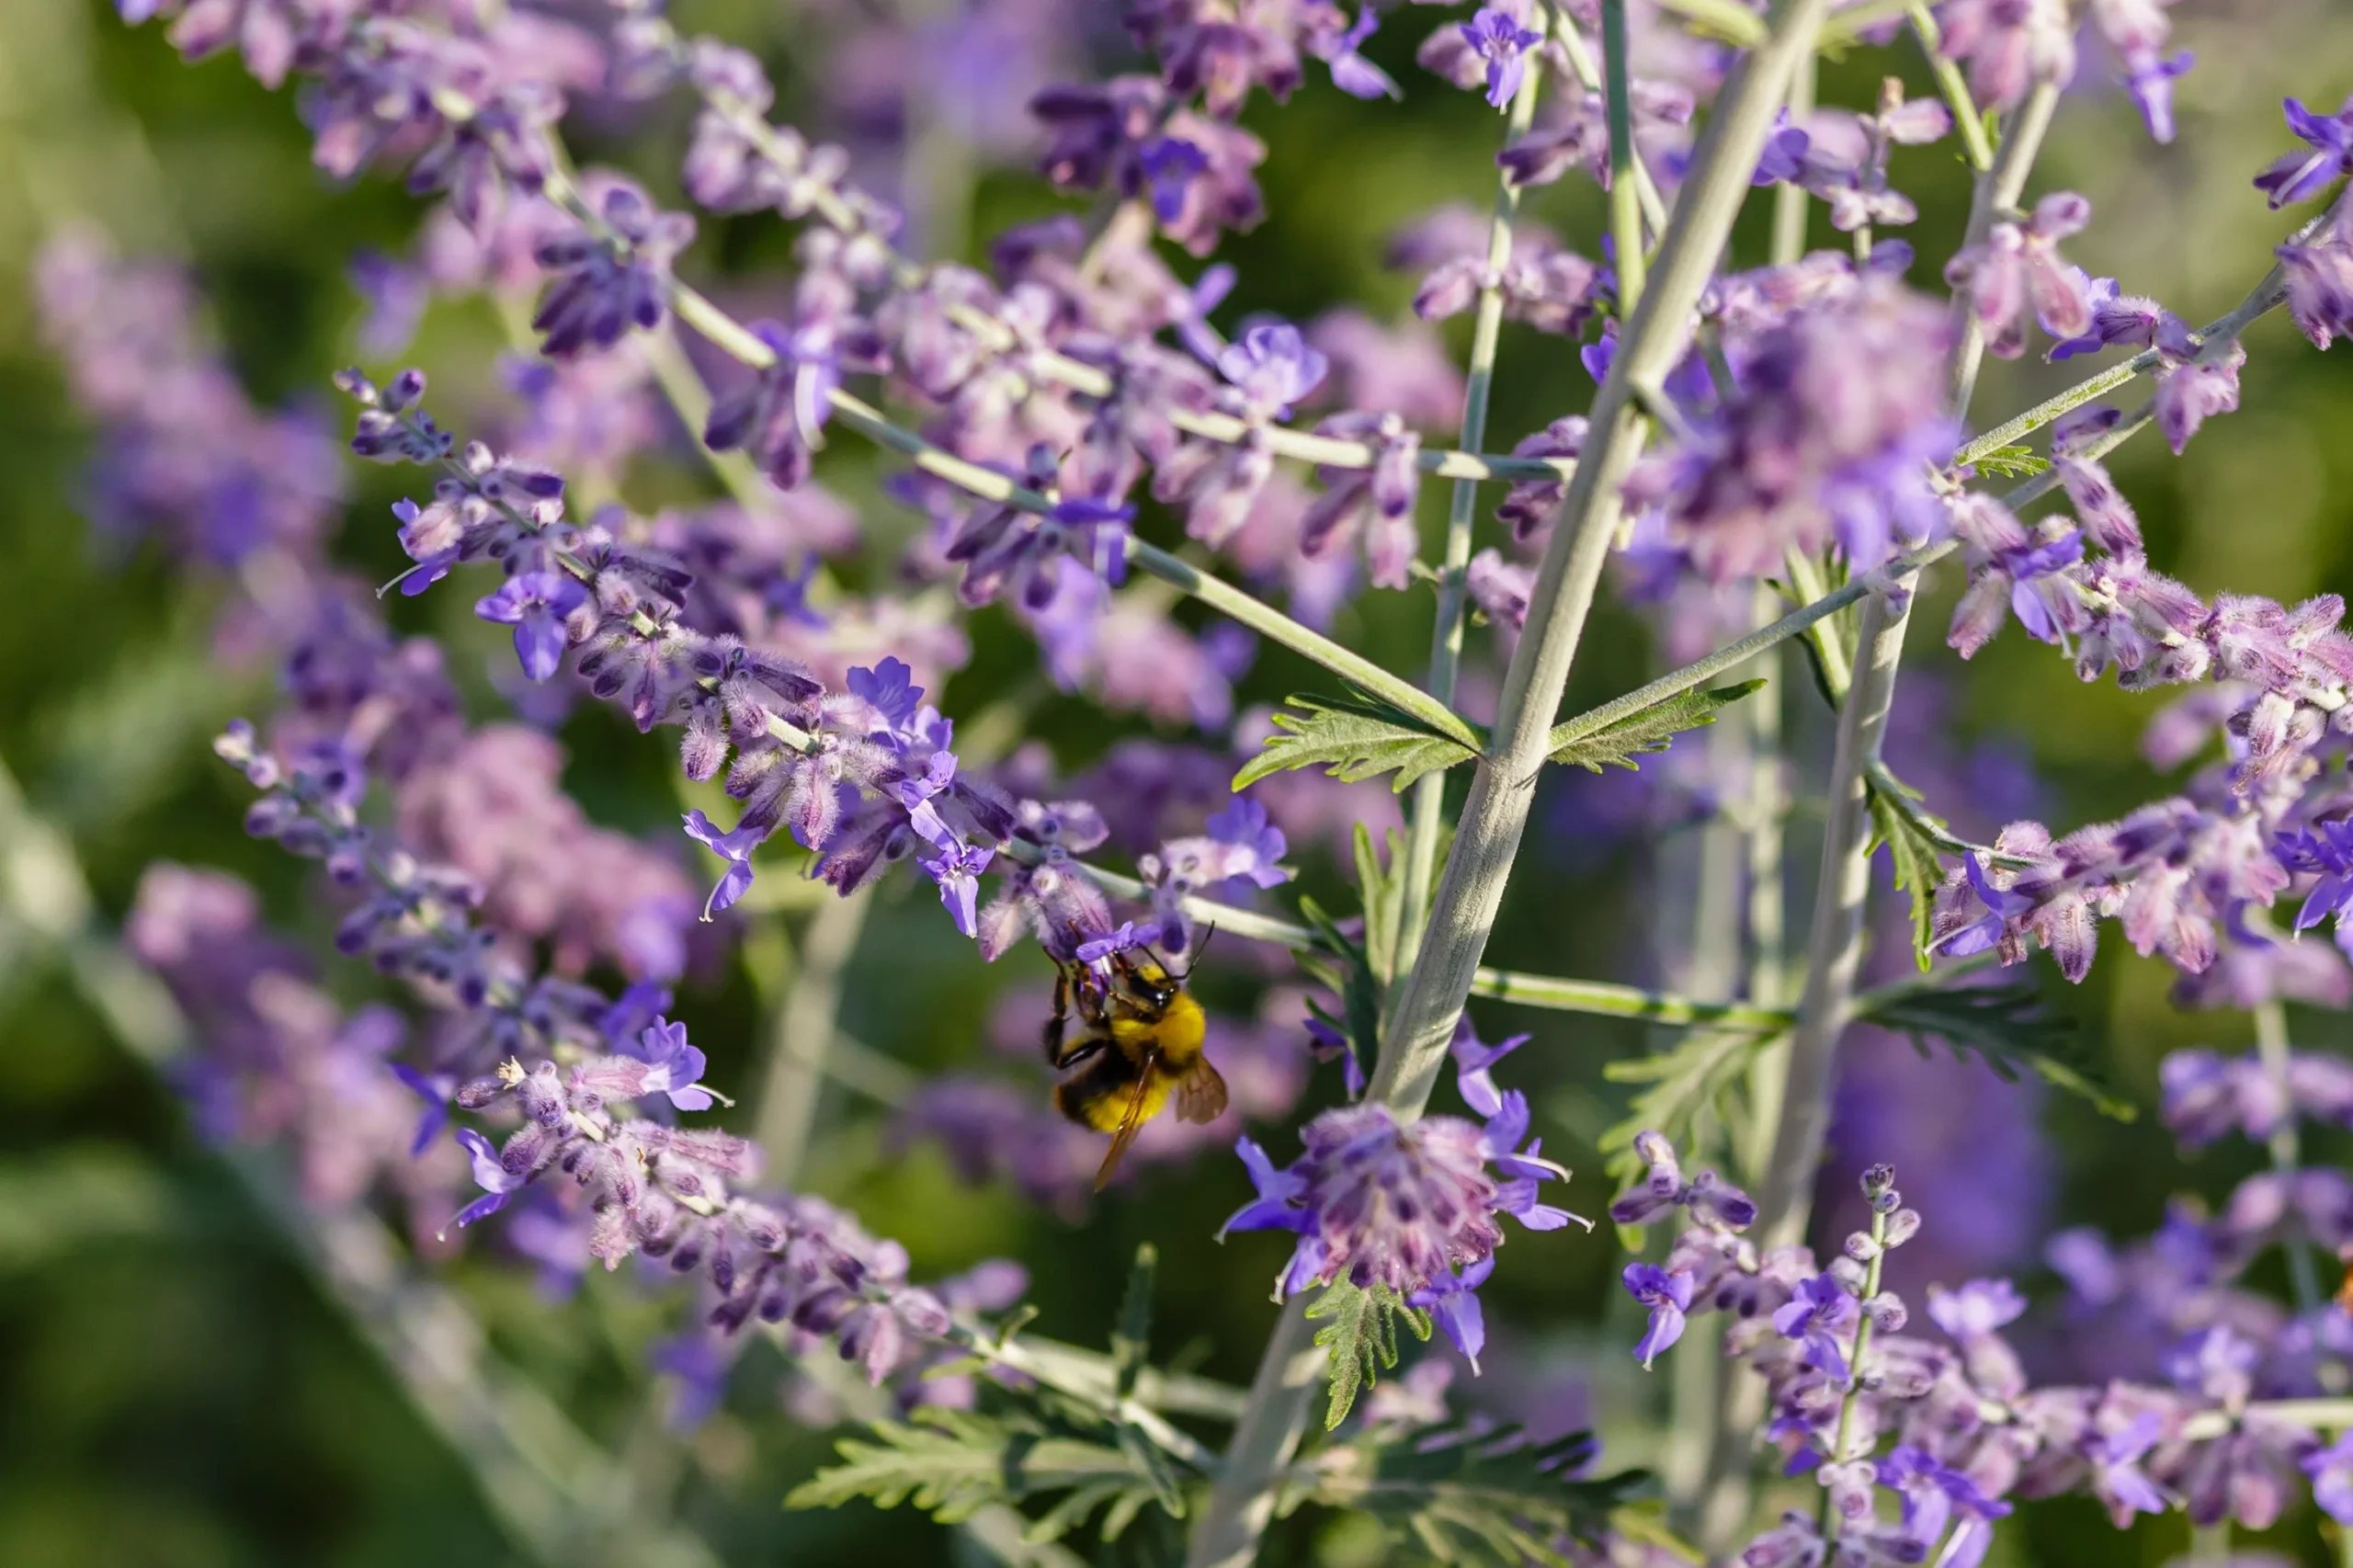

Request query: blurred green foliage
[{"left": 5, "top": 1, "right": 2353, "bottom": 1564}]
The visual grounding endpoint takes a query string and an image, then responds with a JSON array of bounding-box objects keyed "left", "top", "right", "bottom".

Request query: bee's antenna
[{"left": 1170, "top": 924, "right": 1218, "bottom": 982}]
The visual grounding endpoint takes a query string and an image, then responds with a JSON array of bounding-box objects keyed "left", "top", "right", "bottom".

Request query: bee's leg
[{"left": 1041, "top": 962, "right": 1074, "bottom": 1066}]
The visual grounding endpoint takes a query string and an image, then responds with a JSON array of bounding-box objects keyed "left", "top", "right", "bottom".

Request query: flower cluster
[{"left": 1222, "top": 1024, "right": 1585, "bottom": 1370}]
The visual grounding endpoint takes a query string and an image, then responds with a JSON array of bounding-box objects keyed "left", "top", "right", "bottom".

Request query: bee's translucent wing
[
  {"left": 1174, "top": 1057, "right": 1228, "bottom": 1124},
  {"left": 1093, "top": 1048, "right": 1163, "bottom": 1192}
]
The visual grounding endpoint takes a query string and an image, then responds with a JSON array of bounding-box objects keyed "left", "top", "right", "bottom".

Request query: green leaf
[
  {"left": 1298, "top": 895, "right": 1383, "bottom": 1085},
  {"left": 786, "top": 1409, "right": 1145, "bottom": 1524},
  {"left": 1856, "top": 982, "right": 2136, "bottom": 1121},
  {"left": 1233, "top": 694, "right": 1480, "bottom": 793},
  {"left": 1355, "top": 824, "right": 1409, "bottom": 989},
  {"left": 1305, "top": 1421, "right": 1656, "bottom": 1566},
  {"left": 1306, "top": 1280, "right": 1430, "bottom": 1430},
  {"left": 1546, "top": 680, "right": 1767, "bottom": 774},
  {"left": 1111, "top": 1243, "right": 1156, "bottom": 1403},
  {"left": 1866, "top": 771, "right": 1949, "bottom": 971},
  {"left": 1968, "top": 443, "right": 2051, "bottom": 480},
  {"left": 1599, "top": 1028, "right": 1774, "bottom": 1207}
]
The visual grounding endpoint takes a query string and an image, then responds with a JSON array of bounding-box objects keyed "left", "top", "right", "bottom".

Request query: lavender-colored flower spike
[{"left": 1457, "top": 6, "right": 1542, "bottom": 110}]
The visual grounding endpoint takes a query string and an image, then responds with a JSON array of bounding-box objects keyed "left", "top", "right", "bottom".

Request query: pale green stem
[
  {"left": 1188, "top": 6, "right": 1836, "bottom": 1562},
  {"left": 1752, "top": 586, "right": 1911, "bottom": 1250},
  {"left": 1770, "top": 51, "right": 1815, "bottom": 265},
  {"left": 1075, "top": 854, "right": 1792, "bottom": 1028},
  {"left": 1396, "top": 19, "right": 1547, "bottom": 983},
  {"left": 1907, "top": 3, "right": 1995, "bottom": 174},
  {"left": 1603, "top": 0, "right": 1647, "bottom": 313},
  {"left": 2256, "top": 999, "right": 2328, "bottom": 1315},
  {"left": 749, "top": 888, "right": 873, "bottom": 1184},
  {"left": 1820, "top": 0, "right": 1918, "bottom": 45},
  {"left": 1818, "top": 1202, "right": 1890, "bottom": 1540},
  {"left": 1550, "top": 6, "right": 1669, "bottom": 235},
  {"left": 1780, "top": 543, "right": 1856, "bottom": 698},
  {"left": 1654, "top": 0, "right": 1770, "bottom": 45},
  {"left": 642, "top": 324, "right": 779, "bottom": 514}
]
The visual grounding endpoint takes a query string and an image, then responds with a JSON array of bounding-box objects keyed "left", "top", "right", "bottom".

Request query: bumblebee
[{"left": 1046, "top": 943, "right": 1228, "bottom": 1190}]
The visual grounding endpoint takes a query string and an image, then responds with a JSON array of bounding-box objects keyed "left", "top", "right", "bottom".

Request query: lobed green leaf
[
  {"left": 1233, "top": 695, "right": 1482, "bottom": 793},
  {"left": 1545, "top": 680, "right": 1767, "bottom": 774}
]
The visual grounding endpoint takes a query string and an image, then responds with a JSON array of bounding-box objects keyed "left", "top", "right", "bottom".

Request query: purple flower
[
  {"left": 474, "top": 570, "right": 587, "bottom": 682},
  {"left": 1410, "top": 1253, "right": 1495, "bottom": 1368},
  {"left": 1480, "top": 1091, "right": 1586, "bottom": 1232},
  {"left": 1771, "top": 1274, "right": 1860, "bottom": 1381},
  {"left": 1607, "top": 1130, "right": 1757, "bottom": 1230},
  {"left": 2304, "top": 1430, "right": 2353, "bottom": 1523},
  {"left": 631, "top": 1017, "right": 716, "bottom": 1111},
  {"left": 1449, "top": 1017, "right": 1529, "bottom": 1118},
  {"left": 1458, "top": 7, "right": 1542, "bottom": 110},
  {"left": 2256, "top": 96, "right": 2353, "bottom": 209},
  {"left": 704, "top": 319, "right": 883, "bottom": 491},
  {"left": 1932, "top": 853, "right": 2040, "bottom": 960},
  {"left": 2123, "top": 49, "right": 2195, "bottom": 144},
  {"left": 1139, "top": 135, "right": 1210, "bottom": 224},
  {"left": 2278, "top": 821, "right": 2353, "bottom": 933},
  {"left": 1623, "top": 1263, "right": 1694, "bottom": 1368},
  {"left": 918, "top": 837, "right": 995, "bottom": 938},
  {"left": 2152, "top": 312, "right": 2245, "bottom": 453},
  {"left": 531, "top": 181, "right": 696, "bottom": 359},
  {"left": 682, "top": 808, "right": 767, "bottom": 917},
  {"left": 449, "top": 1126, "right": 525, "bottom": 1233},
  {"left": 388, "top": 1062, "right": 455, "bottom": 1156},
  {"left": 1945, "top": 192, "right": 2097, "bottom": 357},
  {"left": 1074, "top": 919, "right": 1164, "bottom": 972},
  {"left": 1216, "top": 321, "right": 1329, "bottom": 418},
  {"left": 1222, "top": 1104, "right": 1498, "bottom": 1301},
  {"left": 846, "top": 657, "right": 925, "bottom": 736},
  {"left": 2279, "top": 230, "right": 2353, "bottom": 352},
  {"left": 1925, "top": 1277, "right": 2027, "bottom": 1338},
  {"left": 2047, "top": 275, "right": 2165, "bottom": 361},
  {"left": 2088, "top": 1413, "right": 2174, "bottom": 1527},
  {"left": 1309, "top": 9, "right": 1401, "bottom": 102}
]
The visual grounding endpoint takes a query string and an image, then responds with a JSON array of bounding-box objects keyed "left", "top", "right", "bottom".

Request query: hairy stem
[
  {"left": 1818, "top": 1202, "right": 1891, "bottom": 1540},
  {"left": 1397, "top": 17, "right": 1548, "bottom": 980},
  {"left": 1603, "top": 0, "right": 1648, "bottom": 312},
  {"left": 1551, "top": 5, "right": 1669, "bottom": 234},
  {"left": 1188, "top": 6, "right": 1836, "bottom": 1562},
  {"left": 1907, "top": 3, "right": 1994, "bottom": 174},
  {"left": 1753, "top": 586, "right": 1910, "bottom": 1247}
]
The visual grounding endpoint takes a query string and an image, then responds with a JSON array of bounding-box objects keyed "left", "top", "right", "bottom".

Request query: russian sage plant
[{"left": 36, "top": 0, "right": 2353, "bottom": 1563}]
